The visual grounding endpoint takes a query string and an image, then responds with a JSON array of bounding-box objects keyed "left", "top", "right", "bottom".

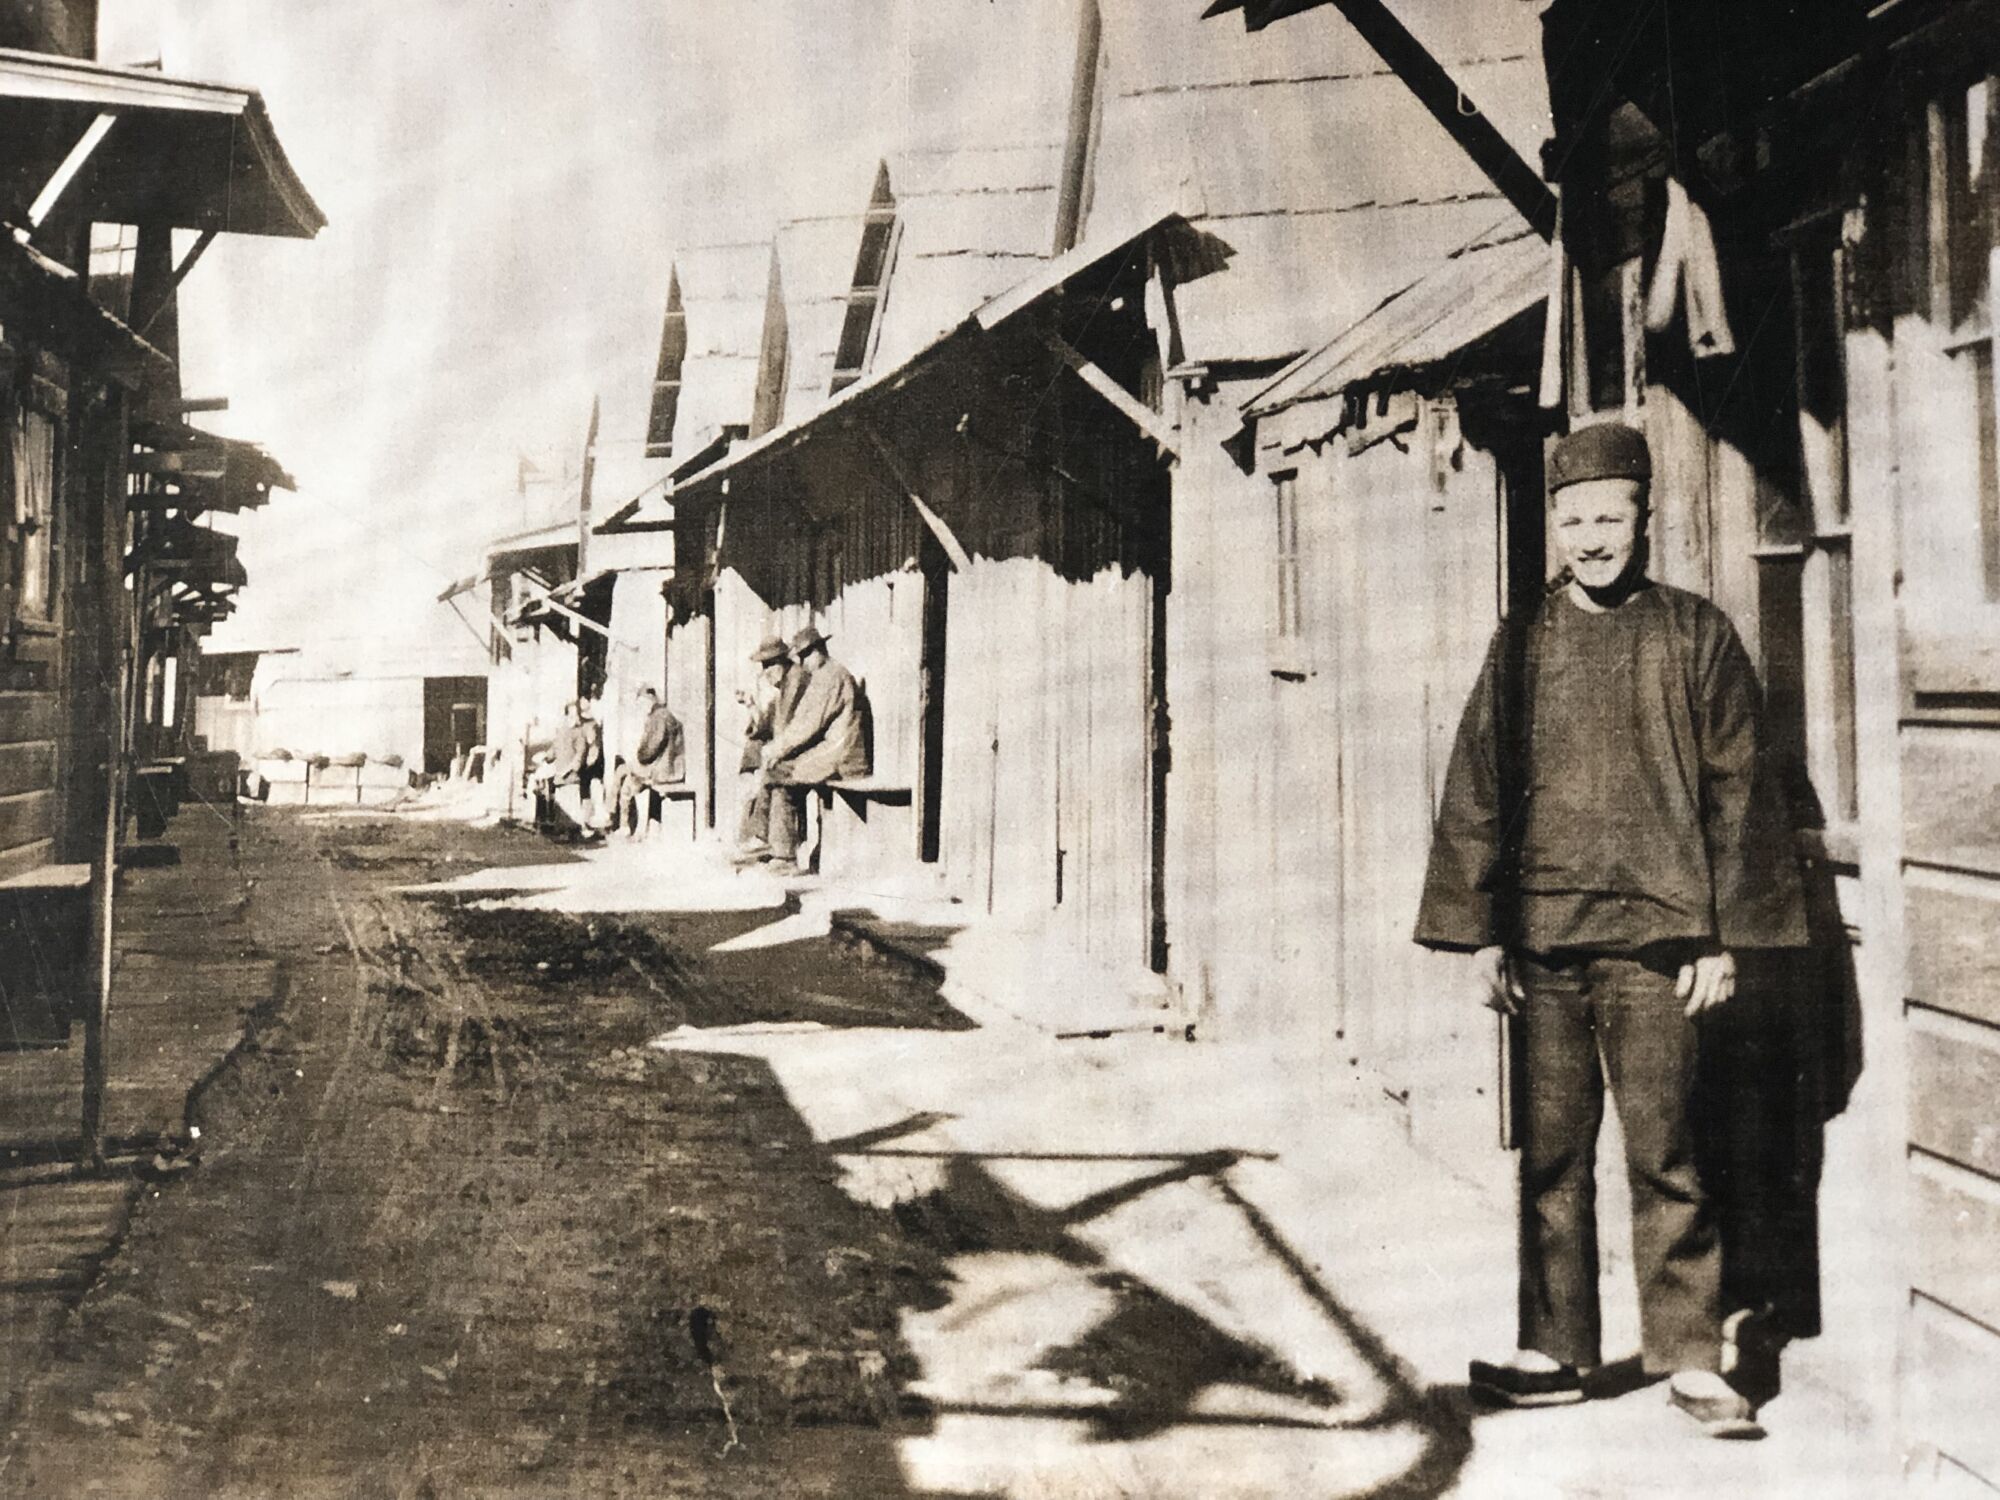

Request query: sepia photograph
[{"left": 0, "top": 0, "right": 1994, "bottom": 1494}]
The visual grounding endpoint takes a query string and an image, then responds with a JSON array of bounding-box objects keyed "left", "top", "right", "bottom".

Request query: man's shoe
[
  {"left": 1469, "top": 1356, "right": 1586, "bottom": 1408},
  {"left": 1667, "top": 1370, "right": 1763, "bottom": 1439}
]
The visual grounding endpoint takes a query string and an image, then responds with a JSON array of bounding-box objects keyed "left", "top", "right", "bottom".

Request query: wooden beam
[
  {"left": 1219, "top": 0, "right": 1558, "bottom": 240},
  {"left": 136, "top": 227, "right": 219, "bottom": 340},
  {"left": 514, "top": 583, "right": 614, "bottom": 642},
  {"left": 1042, "top": 332, "right": 1181, "bottom": 459},
  {"left": 26, "top": 112, "right": 116, "bottom": 229},
  {"left": 858, "top": 424, "right": 973, "bottom": 571}
]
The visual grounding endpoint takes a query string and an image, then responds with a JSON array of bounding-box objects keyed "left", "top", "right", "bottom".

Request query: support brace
[
  {"left": 26, "top": 112, "right": 116, "bottom": 230},
  {"left": 136, "top": 227, "right": 220, "bottom": 340},
  {"left": 1043, "top": 333, "right": 1181, "bottom": 459},
  {"left": 859, "top": 424, "right": 972, "bottom": 571}
]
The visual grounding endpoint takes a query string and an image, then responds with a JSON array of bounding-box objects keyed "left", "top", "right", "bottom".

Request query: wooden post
[{"left": 81, "top": 725, "right": 118, "bottom": 1168}]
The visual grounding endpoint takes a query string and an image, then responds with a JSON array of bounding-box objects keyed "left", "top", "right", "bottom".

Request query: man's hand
[
  {"left": 1473, "top": 945, "right": 1523, "bottom": 1015},
  {"left": 1677, "top": 950, "right": 1736, "bottom": 1017}
]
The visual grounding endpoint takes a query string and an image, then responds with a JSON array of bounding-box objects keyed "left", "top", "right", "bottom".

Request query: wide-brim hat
[
  {"left": 789, "top": 624, "right": 829, "bottom": 654},
  {"left": 1550, "top": 420, "right": 1652, "bottom": 491},
  {"left": 750, "top": 635, "right": 789, "bottom": 665}
]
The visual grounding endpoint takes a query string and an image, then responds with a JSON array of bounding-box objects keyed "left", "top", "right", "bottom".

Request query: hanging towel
[
  {"left": 1539, "top": 195, "right": 1567, "bottom": 410},
  {"left": 1646, "top": 177, "right": 1737, "bottom": 358}
]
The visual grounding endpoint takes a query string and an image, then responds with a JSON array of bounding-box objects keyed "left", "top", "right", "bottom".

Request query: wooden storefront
[
  {"left": 669, "top": 226, "right": 1194, "bottom": 974},
  {"left": 1202, "top": 0, "right": 2000, "bottom": 1478}
]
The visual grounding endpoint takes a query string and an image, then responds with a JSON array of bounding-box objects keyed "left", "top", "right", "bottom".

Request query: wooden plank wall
[
  {"left": 1323, "top": 399, "right": 1506, "bottom": 1151},
  {"left": 0, "top": 690, "right": 58, "bottom": 883},
  {"left": 925, "top": 394, "right": 1160, "bottom": 973},
  {"left": 1173, "top": 386, "right": 1508, "bottom": 1159},
  {"left": 1168, "top": 387, "right": 1322, "bottom": 1042}
]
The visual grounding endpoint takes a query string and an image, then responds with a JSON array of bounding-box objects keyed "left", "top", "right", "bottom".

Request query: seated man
[
  {"left": 734, "top": 635, "right": 801, "bottom": 858},
  {"left": 611, "top": 685, "right": 686, "bottom": 840},
  {"left": 759, "top": 625, "right": 868, "bottom": 869},
  {"left": 532, "top": 701, "right": 603, "bottom": 808}
]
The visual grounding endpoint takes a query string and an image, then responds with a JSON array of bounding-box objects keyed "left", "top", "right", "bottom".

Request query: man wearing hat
[
  {"left": 759, "top": 623, "right": 869, "bottom": 869},
  {"left": 610, "top": 684, "right": 686, "bottom": 840},
  {"left": 733, "top": 635, "right": 802, "bottom": 857},
  {"left": 1415, "top": 420, "right": 1807, "bottom": 1435}
]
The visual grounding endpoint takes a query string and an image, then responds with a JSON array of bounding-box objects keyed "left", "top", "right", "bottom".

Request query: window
[
  {"left": 1927, "top": 78, "right": 2000, "bottom": 603},
  {"left": 87, "top": 222, "right": 139, "bottom": 322},
  {"left": 1273, "top": 471, "right": 1303, "bottom": 641},
  {"left": 644, "top": 269, "right": 686, "bottom": 459},
  {"left": 9, "top": 404, "right": 57, "bottom": 622},
  {"left": 830, "top": 162, "right": 900, "bottom": 394}
]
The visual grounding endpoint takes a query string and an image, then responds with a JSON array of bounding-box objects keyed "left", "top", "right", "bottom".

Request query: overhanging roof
[
  {"left": 0, "top": 48, "right": 325, "bottom": 238},
  {"left": 672, "top": 213, "right": 1232, "bottom": 503},
  {"left": 0, "top": 230, "right": 173, "bottom": 386},
  {"left": 1246, "top": 228, "right": 1548, "bottom": 421},
  {"left": 131, "top": 417, "right": 297, "bottom": 512}
]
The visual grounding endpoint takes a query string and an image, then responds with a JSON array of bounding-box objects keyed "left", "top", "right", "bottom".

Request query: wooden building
[
  {"left": 670, "top": 219, "right": 1225, "bottom": 975},
  {"left": 1170, "top": 231, "right": 1551, "bottom": 1161},
  {"left": 0, "top": 27, "right": 319, "bottom": 1143},
  {"left": 1204, "top": 0, "right": 2000, "bottom": 1481}
]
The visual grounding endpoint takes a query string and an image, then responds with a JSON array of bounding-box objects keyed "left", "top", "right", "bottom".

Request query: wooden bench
[
  {"left": 813, "top": 778, "right": 914, "bottom": 881},
  {"left": 0, "top": 862, "right": 91, "bottom": 1049},
  {"left": 632, "top": 785, "right": 698, "bottom": 841}
]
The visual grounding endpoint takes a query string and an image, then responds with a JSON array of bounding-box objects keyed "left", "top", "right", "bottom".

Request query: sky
[{"left": 95, "top": 0, "right": 1078, "bottom": 666}]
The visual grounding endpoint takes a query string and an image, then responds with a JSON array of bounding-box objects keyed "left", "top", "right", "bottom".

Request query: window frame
[
  {"left": 7, "top": 376, "right": 64, "bottom": 632},
  {"left": 1268, "top": 467, "right": 1309, "bottom": 680}
]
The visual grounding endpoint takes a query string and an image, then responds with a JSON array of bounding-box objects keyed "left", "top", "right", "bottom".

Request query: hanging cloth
[
  {"left": 1538, "top": 194, "right": 1567, "bottom": 411},
  {"left": 1646, "top": 176, "right": 1737, "bottom": 358}
]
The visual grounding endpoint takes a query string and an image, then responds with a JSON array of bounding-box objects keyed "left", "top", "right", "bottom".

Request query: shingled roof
[{"left": 1087, "top": 0, "right": 1550, "bottom": 364}]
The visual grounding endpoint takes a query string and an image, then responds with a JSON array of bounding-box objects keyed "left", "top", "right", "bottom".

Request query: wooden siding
[
  {"left": 692, "top": 348, "right": 1167, "bottom": 970},
  {"left": 1906, "top": 866, "right": 2000, "bottom": 1030},
  {"left": 0, "top": 692, "right": 58, "bottom": 874},
  {"left": 1171, "top": 384, "right": 1523, "bottom": 1157},
  {"left": 1884, "top": 74, "right": 2000, "bottom": 1485}
]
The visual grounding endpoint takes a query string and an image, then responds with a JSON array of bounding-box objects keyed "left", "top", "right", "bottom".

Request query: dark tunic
[{"left": 1415, "top": 580, "right": 1807, "bottom": 955}]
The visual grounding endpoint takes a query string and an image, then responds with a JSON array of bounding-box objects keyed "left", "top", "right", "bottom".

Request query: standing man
[
  {"left": 760, "top": 624, "right": 868, "bottom": 870},
  {"left": 612, "top": 685, "right": 685, "bottom": 840},
  {"left": 733, "top": 635, "right": 800, "bottom": 858},
  {"left": 1414, "top": 421, "right": 1807, "bottom": 1436}
]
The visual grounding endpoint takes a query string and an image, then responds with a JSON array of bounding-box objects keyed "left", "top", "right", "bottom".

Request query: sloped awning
[
  {"left": 1245, "top": 228, "right": 1549, "bottom": 450},
  {"left": 671, "top": 212, "right": 1233, "bottom": 504},
  {"left": 130, "top": 516, "right": 245, "bottom": 588},
  {"left": 0, "top": 230, "right": 173, "bottom": 388},
  {"left": 130, "top": 418, "right": 297, "bottom": 512},
  {"left": 0, "top": 48, "right": 324, "bottom": 238}
]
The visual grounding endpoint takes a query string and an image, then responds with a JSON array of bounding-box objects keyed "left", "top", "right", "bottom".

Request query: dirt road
[{"left": 2, "top": 811, "right": 976, "bottom": 1499}]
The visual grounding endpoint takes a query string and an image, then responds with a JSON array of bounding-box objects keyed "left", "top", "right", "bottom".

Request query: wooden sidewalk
[{"left": 0, "top": 801, "right": 278, "bottom": 1419}]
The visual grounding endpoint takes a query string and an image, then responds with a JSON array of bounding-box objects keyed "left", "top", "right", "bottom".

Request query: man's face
[
  {"left": 761, "top": 661, "right": 786, "bottom": 685},
  {"left": 1552, "top": 478, "right": 1647, "bottom": 592}
]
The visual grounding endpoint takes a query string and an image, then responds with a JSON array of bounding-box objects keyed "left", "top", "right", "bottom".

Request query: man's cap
[
  {"left": 789, "top": 625, "right": 828, "bottom": 654},
  {"left": 634, "top": 683, "right": 658, "bottom": 698},
  {"left": 1550, "top": 421, "right": 1651, "bottom": 491},
  {"left": 750, "top": 635, "right": 789, "bottom": 665}
]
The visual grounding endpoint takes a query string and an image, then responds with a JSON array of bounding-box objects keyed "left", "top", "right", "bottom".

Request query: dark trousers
[
  {"left": 1515, "top": 948, "right": 1721, "bottom": 1374},
  {"left": 765, "top": 783, "right": 805, "bottom": 860}
]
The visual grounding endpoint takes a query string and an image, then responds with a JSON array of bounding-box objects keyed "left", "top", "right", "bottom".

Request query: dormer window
[
  {"left": 645, "top": 268, "right": 687, "bottom": 458},
  {"left": 830, "top": 162, "right": 901, "bottom": 394}
]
